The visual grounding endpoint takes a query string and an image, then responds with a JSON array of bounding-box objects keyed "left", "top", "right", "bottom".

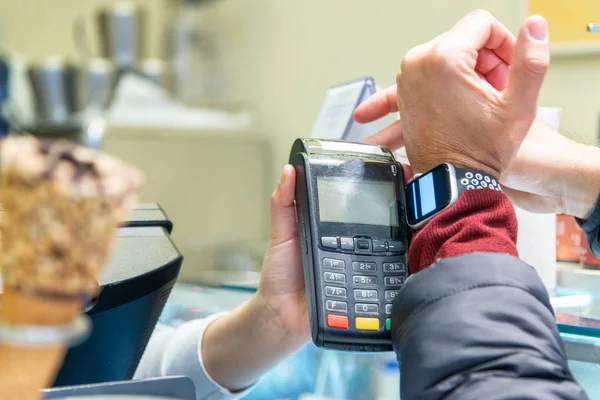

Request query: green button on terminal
[{"left": 386, "top": 318, "right": 391, "bottom": 331}]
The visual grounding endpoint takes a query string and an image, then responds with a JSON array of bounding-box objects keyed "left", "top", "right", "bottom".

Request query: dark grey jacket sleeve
[
  {"left": 391, "top": 252, "right": 588, "bottom": 400},
  {"left": 577, "top": 194, "right": 600, "bottom": 256}
]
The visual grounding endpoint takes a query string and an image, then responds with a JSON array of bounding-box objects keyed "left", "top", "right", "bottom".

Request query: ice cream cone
[{"left": 0, "top": 136, "right": 142, "bottom": 400}]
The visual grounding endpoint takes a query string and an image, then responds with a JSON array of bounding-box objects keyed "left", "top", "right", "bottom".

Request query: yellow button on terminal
[{"left": 355, "top": 317, "right": 379, "bottom": 331}]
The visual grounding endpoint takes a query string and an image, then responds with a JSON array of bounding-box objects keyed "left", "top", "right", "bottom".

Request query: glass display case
[{"left": 159, "top": 275, "right": 600, "bottom": 400}]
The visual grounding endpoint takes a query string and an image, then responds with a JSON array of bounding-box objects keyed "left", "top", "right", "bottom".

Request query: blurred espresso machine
[{"left": 4, "top": 1, "right": 165, "bottom": 149}]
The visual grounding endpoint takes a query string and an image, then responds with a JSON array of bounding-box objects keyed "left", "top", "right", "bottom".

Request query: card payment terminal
[{"left": 289, "top": 138, "right": 409, "bottom": 351}]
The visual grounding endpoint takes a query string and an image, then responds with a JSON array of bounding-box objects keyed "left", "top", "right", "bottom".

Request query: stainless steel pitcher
[{"left": 97, "top": 1, "right": 147, "bottom": 69}]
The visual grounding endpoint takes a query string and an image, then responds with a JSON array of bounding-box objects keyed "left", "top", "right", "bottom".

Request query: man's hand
[
  {"left": 357, "top": 10, "right": 550, "bottom": 178},
  {"left": 358, "top": 94, "right": 600, "bottom": 219}
]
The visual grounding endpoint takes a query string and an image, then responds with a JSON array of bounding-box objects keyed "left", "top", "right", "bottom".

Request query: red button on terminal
[{"left": 327, "top": 314, "right": 349, "bottom": 329}]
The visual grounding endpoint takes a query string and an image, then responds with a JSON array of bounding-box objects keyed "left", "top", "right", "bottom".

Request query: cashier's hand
[
  {"left": 257, "top": 164, "right": 310, "bottom": 340},
  {"left": 201, "top": 165, "right": 309, "bottom": 392},
  {"left": 355, "top": 10, "right": 550, "bottom": 179}
]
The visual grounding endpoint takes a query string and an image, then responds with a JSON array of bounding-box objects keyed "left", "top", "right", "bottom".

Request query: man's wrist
[
  {"left": 561, "top": 143, "right": 600, "bottom": 220},
  {"left": 413, "top": 155, "right": 501, "bottom": 181}
]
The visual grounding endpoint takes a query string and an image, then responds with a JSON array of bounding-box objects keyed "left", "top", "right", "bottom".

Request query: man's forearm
[{"left": 201, "top": 294, "right": 304, "bottom": 392}]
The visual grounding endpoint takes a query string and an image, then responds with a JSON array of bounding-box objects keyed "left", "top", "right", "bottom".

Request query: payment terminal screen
[{"left": 317, "top": 178, "right": 399, "bottom": 226}]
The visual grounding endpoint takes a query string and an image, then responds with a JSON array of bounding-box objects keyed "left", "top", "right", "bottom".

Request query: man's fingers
[
  {"left": 476, "top": 48, "right": 510, "bottom": 90},
  {"left": 353, "top": 84, "right": 398, "bottom": 123},
  {"left": 504, "top": 15, "right": 549, "bottom": 119},
  {"left": 447, "top": 9, "right": 515, "bottom": 64},
  {"left": 362, "top": 119, "right": 404, "bottom": 150},
  {"left": 270, "top": 165, "right": 298, "bottom": 243},
  {"left": 485, "top": 62, "right": 511, "bottom": 91}
]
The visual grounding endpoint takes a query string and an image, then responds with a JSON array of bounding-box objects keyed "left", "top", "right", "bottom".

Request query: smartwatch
[{"left": 405, "top": 163, "right": 501, "bottom": 230}]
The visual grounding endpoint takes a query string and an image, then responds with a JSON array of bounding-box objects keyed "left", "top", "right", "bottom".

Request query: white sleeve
[{"left": 135, "top": 312, "right": 256, "bottom": 400}]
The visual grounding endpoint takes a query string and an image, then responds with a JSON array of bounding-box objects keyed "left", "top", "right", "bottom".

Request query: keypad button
[
  {"left": 325, "top": 286, "right": 347, "bottom": 298},
  {"left": 355, "top": 303, "right": 379, "bottom": 314},
  {"left": 324, "top": 272, "right": 346, "bottom": 283},
  {"left": 383, "top": 262, "right": 406, "bottom": 273},
  {"left": 352, "top": 261, "right": 376, "bottom": 272},
  {"left": 327, "top": 314, "right": 348, "bottom": 329},
  {"left": 322, "top": 258, "right": 345, "bottom": 269},
  {"left": 321, "top": 237, "right": 338, "bottom": 249},
  {"left": 354, "top": 238, "right": 372, "bottom": 254},
  {"left": 355, "top": 317, "right": 380, "bottom": 331},
  {"left": 475, "top": 173, "right": 483, "bottom": 180},
  {"left": 326, "top": 300, "right": 348, "bottom": 313},
  {"left": 386, "top": 318, "right": 391, "bottom": 331},
  {"left": 384, "top": 276, "right": 405, "bottom": 286},
  {"left": 354, "top": 289, "right": 379, "bottom": 302},
  {"left": 385, "top": 290, "right": 400, "bottom": 302},
  {"left": 340, "top": 237, "right": 354, "bottom": 251},
  {"left": 465, "top": 172, "right": 473, "bottom": 179},
  {"left": 353, "top": 275, "right": 377, "bottom": 285},
  {"left": 372, "top": 239, "right": 387, "bottom": 252},
  {"left": 385, "top": 304, "right": 393, "bottom": 314},
  {"left": 387, "top": 241, "right": 405, "bottom": 254}
]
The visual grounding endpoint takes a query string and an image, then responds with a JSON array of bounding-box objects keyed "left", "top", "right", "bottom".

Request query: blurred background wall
[{"left": 0, "top": 0, "right": 522, "bottom": 184}]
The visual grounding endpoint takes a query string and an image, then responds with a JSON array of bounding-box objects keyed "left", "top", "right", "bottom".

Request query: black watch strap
[{"left": 454, "top": 167, "right": 502, "bottom": 194}]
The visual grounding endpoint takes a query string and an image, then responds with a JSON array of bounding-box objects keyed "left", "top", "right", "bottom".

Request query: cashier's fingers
[
  {"left": 362, "top": 119, "right": 404, "bottom": 151},
  {"left": 353, "top": 84, "right": 399, "bottom": 123},
  {"left": 270, "top": 165, "right": 298, "bottom": 243}
]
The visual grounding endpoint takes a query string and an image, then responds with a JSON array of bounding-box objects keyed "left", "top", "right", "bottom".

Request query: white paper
[{"left": 310, "top": 79, "right": 367, "bottom": 140}]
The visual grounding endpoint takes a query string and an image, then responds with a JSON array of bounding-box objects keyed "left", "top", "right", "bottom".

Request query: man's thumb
[{"left": 504, "top": 15, "right": 549, "bottom": 119}]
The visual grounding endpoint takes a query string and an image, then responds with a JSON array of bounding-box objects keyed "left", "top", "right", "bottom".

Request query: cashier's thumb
[
  {"left": 270, "top": 165, "right": 298, "bottom": 244},
  {"left": 504, "top": 15, "right": 549, "bottom": 121}
]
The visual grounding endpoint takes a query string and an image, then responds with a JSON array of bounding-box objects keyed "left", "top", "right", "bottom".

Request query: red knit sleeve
[{"left": 408, "top": 189, "right": 519, "bottom": 273}]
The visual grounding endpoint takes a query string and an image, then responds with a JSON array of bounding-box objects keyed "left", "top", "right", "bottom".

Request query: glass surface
[
  {"left": 317, "top": 178, "right": 399, "bottom": 226},
  {"left": 406, "top": 164, "right": 452, "bottom": 225}
]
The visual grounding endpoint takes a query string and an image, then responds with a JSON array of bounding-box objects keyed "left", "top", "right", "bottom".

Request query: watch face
[{"left": 405, "top": 164, "right": 453, "bottom": 226}]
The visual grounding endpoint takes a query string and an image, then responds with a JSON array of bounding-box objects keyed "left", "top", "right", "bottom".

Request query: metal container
[
  {"left": 97, "top": 1, "right": 146, "bottom": 69},
  {"left": 83, "top": 58, "right": 118, "bottom": 112},
  {"left": 27, "top": 57, "right": 83, "bottom": 126}
]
